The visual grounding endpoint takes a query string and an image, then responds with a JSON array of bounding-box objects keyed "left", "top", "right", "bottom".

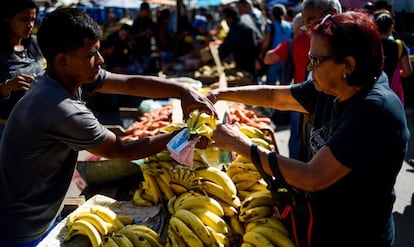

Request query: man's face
[
  {"left": 65, "top": 38, "right": 104, "bottom": 84},
  {"left": 301, "top": 6, "right": 331, "bottom": 31}
]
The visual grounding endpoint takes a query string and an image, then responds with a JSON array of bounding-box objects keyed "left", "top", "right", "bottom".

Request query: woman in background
[{"left": 0, "top": 0, "right": 44, "bottom": 139}]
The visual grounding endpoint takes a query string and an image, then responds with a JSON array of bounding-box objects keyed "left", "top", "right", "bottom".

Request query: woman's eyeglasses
[
  {"left": 315, "top": 14, "right": 350, "bottom": 39},
  {"left": 307, "top": 52, "right": 337, "bottom": 69}
]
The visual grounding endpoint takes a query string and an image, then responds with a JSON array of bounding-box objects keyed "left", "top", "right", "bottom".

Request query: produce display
[{"left": 61, "top": 104, "right": 295, "bottom": 246}]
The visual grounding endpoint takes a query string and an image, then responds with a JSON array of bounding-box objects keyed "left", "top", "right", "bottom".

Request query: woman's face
[
  {"left": 8, "top": 8, "right": 37, "bottom": 40},
  {"left": 308, "top": 33, "right": 345, "bottom": 96}
]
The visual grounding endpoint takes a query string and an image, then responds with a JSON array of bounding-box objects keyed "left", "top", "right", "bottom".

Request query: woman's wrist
[{"left": 0, "top": 79, "right": 11, "bottom": 97}]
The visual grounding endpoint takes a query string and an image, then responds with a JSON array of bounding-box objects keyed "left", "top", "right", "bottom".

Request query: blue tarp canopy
[{"left": 197, "top": 0, "right": 222, "bottom": 7}]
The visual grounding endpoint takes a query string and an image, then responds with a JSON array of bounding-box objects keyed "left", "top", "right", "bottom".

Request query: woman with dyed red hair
[{"left": 209, "top": 11, "right": 409, "bottom": 246}]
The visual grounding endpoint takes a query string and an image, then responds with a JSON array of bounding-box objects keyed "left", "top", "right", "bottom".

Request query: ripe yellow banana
[
  {"left": 111, "top": 233, "right": 134, "bottom": 247},
  {"left": 155, "top": 175, "right": 175, "bottom": 200},
  {"left": 229, "top": 161, "right": 257, "bottom": 172},
  {"left": 121, "top": 224, "right": 162, "bottom": 244},
  {"left": 173, "top": 191, "right": 203, "bottom": 210},
  {"left": 89, "top": 205, "right": 124, "bottom": 230},
  {"left": 240, "top": 242, "right": 254, "bottom": 247},
  {"left": 239, "top": 205, "right": 274, "bottom": 223},
  {"left": 190, "top": 207, "right": 229, "bottom": 234},
  {"left": 157, "top": 169, "right": 172, "bottom": 187},
  {"left": 235, "top": 179, "right": 259, "bottom": 191},
  {"left": 243, "top": 231, "right": 274, "bottom": 247},
  {"left": 220, "top": 202, "right": 238, "bottom": 217},
  {"left": 142, "top": 172, "right": 161, "bottom": 204},
  {"left": 194, "top": 111, "right": 217, "bottom": 130},
  {"left": 231, "top": 170, "right": 262, "bottom": 184},
  {"left": 116, "top": 215, "right": 134, "bottom": 226},
  {"left": 174, "top": 193, "right": 224, "bottom": 217},
  {"left": 67, "top": 211, "right": 111, "bottom": 236},
  {"left": 162, "top": 122, "right": 187, "bottom": 132},
  {"left": 167, "top": 227, "right": 188, "bottom": 247},
  {"left": 245, "top": 216, "right": 289, "bottom": 237},
  {"left": 250, "top": 225, "right": 296, "bottom": 247},
  {"left": 169, "top": 181, "right": 189, "bottom": 195},
  {"left": 192, "top": 123, "right": 214, "bottom": 140},
  {"left": 167, "top": 195, "right": 177, "bottom": 215},
  {"left": 174, "top": 209, "right": 213, "bottom": 246},
  {"left": 226, "top": 164, "right": 252, "bottom": 178},
  {"left": 239, "top": 125, "right": 265, "bottom": 139},
  {"left": 197, "top": 179, "right": 241, "bottom": 208},
  {"left": 66, "top": 208, "right": 91, "bottom": 227},
  {"left": 250, "top": 137, "right": 272, "bottom": 150},
  {"left": 64, "top": 219, "right": 103, "bottom": 247},
  {"left": 234, "top": 154, "right": 252, "bottom": 163},
  {"left": 205, "top": 225, "right": 231, "bottom": 247},
  {"left": 241, "top": 190, "right": 275, "bottom": 212},
  {"left": 169, "top": 215, "right": 204, "bottom": 247},
  {"left": 118, "top": 227, "right": 162, "bottom": 247},
  {"left": 133, "top": 187, "right": 154, "bottom": 207},
  {"left": 186, "top": 109, "right": 201, "bottom": 129},
  {"left": 102, "top": 236, "right": 120, "bottom": 247},
  {"left": 229, "top": 215, "right": 245, "bottom": 236},
  {"left": 194, "top": 166, "right": 237, "bottom": 197},
  {"left": 246, "top": 181, "right": 268, "bottom": 192}
]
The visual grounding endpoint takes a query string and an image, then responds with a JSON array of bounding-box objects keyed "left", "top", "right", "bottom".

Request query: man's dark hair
[{"left": 37, "top": 7, "right": 102, "bottom": 62}]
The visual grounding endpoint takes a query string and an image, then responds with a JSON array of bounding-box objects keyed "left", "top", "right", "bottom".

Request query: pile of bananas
[
  {"left": 64, "top": 205, "right": 132, "bottom": 247},
  {"left": 133, "top": 153, "right": 240, "bottom": 210},
  {"left": 242, "top": 216, "right": 295, "bottom": 247},
  {"left": 132, "top": 148, "right": 211, "bottom": 207},
  {"left": 166, "top": 191, "right": 232, "bottom": 247},
  {"left": 102, "top": 224, "right": 163, "bottom": 247},
  {"left": 186, "top": 109, "right": 217, "bottom": 140},
  {"left": 222, "top": 125, "right": 274, "bottom": 201},
  {"left": 226, "top": 160, "right": 268, "bottom": 201}
]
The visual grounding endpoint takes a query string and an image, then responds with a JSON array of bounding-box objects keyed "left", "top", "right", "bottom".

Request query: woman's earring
[{"left": 343, "top": 73, "right": 347, "bottom": 79}]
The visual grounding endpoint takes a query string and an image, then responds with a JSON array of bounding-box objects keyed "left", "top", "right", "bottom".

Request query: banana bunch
[
  {"left": 134, "top": 162, "right": 200, "bottom": 206},
  {"left": 186, "top": 109, "right": 217, "bottom": 140},
  {"left": 194, "top": 178, "right": 241, "bottom": 217},
  {"left": 166, "top": 191, "right": 232, "bottom": 247},
  {"left": 102, "top": 224, "right": 163, "bottom": 247},
  {"left": 225, "top": 160, "right": 268, "bottom": 201},
  {"left": 239, "top": 190, "right": 275, "bottom": 223},
  {"left": 242, "top": 216, "right": 296, "bottom": 247},
  {"left": 239, "top": 125, "right": 274, "bottom": 151},
  {"left": 64, "top": 205, "right": 134, "bottom": 247}
]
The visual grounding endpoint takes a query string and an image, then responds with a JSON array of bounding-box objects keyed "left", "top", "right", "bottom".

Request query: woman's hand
[
  {"left": 1, "top": 74, "right": 34, "bottom": 95},
  {"left": 211, "top": 123, "right": 251, "bottom": 156}
]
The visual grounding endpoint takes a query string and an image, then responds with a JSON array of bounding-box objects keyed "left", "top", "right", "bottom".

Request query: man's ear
[{"left": 56, "top": 53, "right": 66, "bottom": 66}]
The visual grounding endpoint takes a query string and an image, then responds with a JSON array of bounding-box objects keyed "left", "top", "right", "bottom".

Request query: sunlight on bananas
[
  {"left": 64, "top": 205, "right": 137, "bottom": 247},
  {"left": 186, "top": 109, "right": 217, "bottom": 140}
]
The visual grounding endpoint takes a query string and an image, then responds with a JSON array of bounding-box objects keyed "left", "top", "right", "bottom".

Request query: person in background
[
  {"left": 0, "top": 7, "right": 216, "bottom": 246},
  {"left": 264, "top": 12, "right": 310, "bottom": 159},
  {"left": 0, "top": 0, "right": 44, "bottom": 139},
  {"left": 375, "top": 11, "right": 413, "bottom": 104},
  {"left": 261, "top": 3, "right": 292, "bottom": 86},
  {"left": 217, "top": 6, "right": 261, "bottom": 83},
  {"left": 300, "top": 0, "right": 342, "bottom": 31},
  {"left": 154, "top": 8, "right": 176, "bottom": 70},
  {"left": 130, "top": 2, "right": 155, "bottom": 74},
  {"left": 210, "top": 11, "right": 409, "bottom": 246},
  {"left": 236, "top": 0, "right": 265, "bottom": 34}
]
